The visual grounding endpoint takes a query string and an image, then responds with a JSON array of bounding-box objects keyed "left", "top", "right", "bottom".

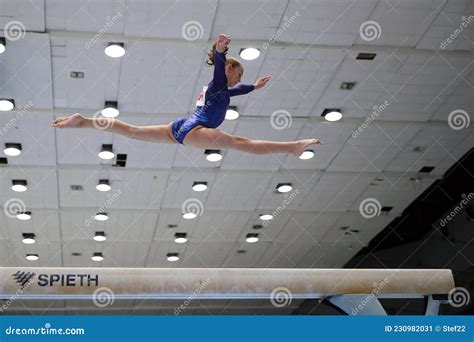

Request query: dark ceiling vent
[
  {"left": 381, "top": 206, "right": 393, "bottom": 213},
  {"left": 237, "top": 250, "right": 246, "bottom": 254},
  {"left": 419, "top": 166, "right": 435, "bottom": 173},
  {"left": 167, "top": 224, "right": 177, "bottom": 229},
  {"left": 71, "top": 252, "right": 82, "bottom": 256},
  {"left": 70, "top": 71, "right": 85, "bottom": 79},
  {"left": 114, "top": 153, "right": 127, "bottom": 167},
  {"left": 70, "top": 185, "right": 83, "bottom": 191},
  {"left": 340, "top": 81, "right": 357, "bottom": 90},
  {"left": 252, "top": 224, "right": 263, "bottom": 230},
  {"left": 0, "top": 157, "right": 7, "bottom": 164},
  {"left": 356, "top": 52, "right": 377, "bottom": 60}
]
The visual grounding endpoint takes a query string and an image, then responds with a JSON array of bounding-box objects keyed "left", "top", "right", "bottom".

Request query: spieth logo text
[{"left": 11, "top": 271, "right": 99, "bottom": 287}]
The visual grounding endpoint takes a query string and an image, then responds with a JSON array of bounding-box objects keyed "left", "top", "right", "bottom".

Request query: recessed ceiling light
[
  {"left": 22, "top": 233, "right": 36, "bottom": 244},
  {"left": 167, "top": 253, "right": 179, "bottom": 261},
  {"left": 225, "top": 106, "right": 239, "bottom": 120},
  {"left": 174, "top": 233, "right": 188, "bottom": 244},
  {"left": 0, "top": 99, "right": 15, "bottom": 111},
  {"left": 299, "top": 150, "right": 314, "bottom": 160},
  {"left": 192, "top": 181, "right": 208, "bottom": 192},
  {"left": 96, "top": 179, "right": 111, "bottom": 192},
  {"left": 93, "top": 231, "right": 107, "bottom": 242},
  {"left": 240, "top": 48, "right": 260, "bottom": 60},
  {"left": 259, "top": 214, "right": 273, "bottom": 221},
  {"left": 105, "top": 43, "right": 125, "bottom": 58},
  {"left": 94, "top": 212, "right": 108, "bottom": 221},
  {"left": 322, "top": 108, "right": 342, "bottom": 122},
  {"left": 182, "top": 212, "right": 197, "bottom": 219},
  {"left": 0, "top": 37, "right": 5, "bottom": 54},
  {"left": 98, "top": 144, "right": 115, "bottom": 160},
  {"left": 12, "top": 179, "right": 28, "bottom": 192},
  {"left": 276, "top": 183, "right": 292, "bottom": 193},
  {"left": 246, "top": 233, "right": 259, "bottom": 243},
  {"left": 26, "top": 254, "right": 39, "bottom": 261},
  {"left": 204, "top": 149, "right": 222, "bottom": 162},
  {"left": 17, "top": 211, "right": 31, "bottom": 220},
  {"left": 4, "top": 143, "right": 22, "bottom": 156},
  {"left": 101, "top": 101, "right": 119, "bottom": 117},
  {"left": 91, "top": 252, "right": 104, "bottom": 261}
]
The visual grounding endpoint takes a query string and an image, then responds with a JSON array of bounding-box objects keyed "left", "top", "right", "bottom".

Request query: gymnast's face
[{"left": 225, "top": 63, "right": 243, "bottom": 87}]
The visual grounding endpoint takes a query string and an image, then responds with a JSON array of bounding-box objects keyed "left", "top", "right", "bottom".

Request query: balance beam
[{"left": 0, "top": 267, "right": 455, "bottom": 315}]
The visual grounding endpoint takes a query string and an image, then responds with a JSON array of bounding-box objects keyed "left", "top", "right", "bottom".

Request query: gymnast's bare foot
[
  {"left": 291, "top": 139, "right": 321, "bottom": 157},
  {"left": 51, "top": 113, "right": 84, "bottom": 128}
]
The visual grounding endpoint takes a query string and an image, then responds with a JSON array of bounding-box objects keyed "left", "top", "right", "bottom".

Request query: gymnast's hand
[
  {"left": 254, "top": 76, "right": 271, "bottom": 90},
  {"left": 51, "top": 113, "right": 84, "bottom": 128},
  {"left": 215, "top": 34, "right": 231, "bottom": 53}
]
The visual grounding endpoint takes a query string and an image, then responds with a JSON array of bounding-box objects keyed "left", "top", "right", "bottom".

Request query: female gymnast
[{"left": 51, "top": 34, "right": 321, "bottom": 157}]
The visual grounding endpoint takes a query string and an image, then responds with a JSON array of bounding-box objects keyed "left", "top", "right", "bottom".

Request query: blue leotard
[{"left": 171, "top": 48, "right": 255, "bottom": 144}]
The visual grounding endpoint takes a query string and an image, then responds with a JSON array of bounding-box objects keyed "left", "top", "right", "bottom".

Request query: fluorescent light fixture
[
  {"left": 0, "top": 99, "right": 14, "bottom": 111},
  {"left": 12, "top": 179, "right": 28, "bottom": 192},
  {"left": 22, "top": 233, "right": 36, "bottom": 244},
  {"left": 240, "top": 48, "right": 260, "bottom": 61},
  {"left": 98, "top": 144, "right": 114, "bottom": 160},
  {"left": 192, "top": 181, "right": 208, "bottom": 192},
  {"left": 101, "top": 101, "right": 119, "bottom": 117},
  {"left": 4, "top": 143, "right": 22, "bottom": 156},
  {"left": 105, "top": 43, "right": 125, "bottom": 58},
  {"left": 96, "top": 179, "right": 111, "bottom": 192}
]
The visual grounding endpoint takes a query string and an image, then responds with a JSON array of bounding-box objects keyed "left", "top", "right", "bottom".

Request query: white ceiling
[{"left": 0, "top": 0, "right": 472, "bottom": 314}]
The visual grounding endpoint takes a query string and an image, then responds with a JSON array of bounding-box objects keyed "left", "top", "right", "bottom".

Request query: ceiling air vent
[
  {"left": 340, "top": 81, "right": 357, "bottom": 90},
  {"left": 356, "top": 52, "right": 376, "bottom": 60},
  {"left": 419, "top": 166, "right": 434, "bottom": 173},
  {"left": 70, "top": 185, "right": 83, "bottom": 191},
  {"left": 0, "top": 157, "right": 7, "bottom": 164}
]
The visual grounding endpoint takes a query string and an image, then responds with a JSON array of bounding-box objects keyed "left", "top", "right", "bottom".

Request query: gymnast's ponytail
[{"left": 206, "top": 42, "right": 229, "bottom": 66}]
